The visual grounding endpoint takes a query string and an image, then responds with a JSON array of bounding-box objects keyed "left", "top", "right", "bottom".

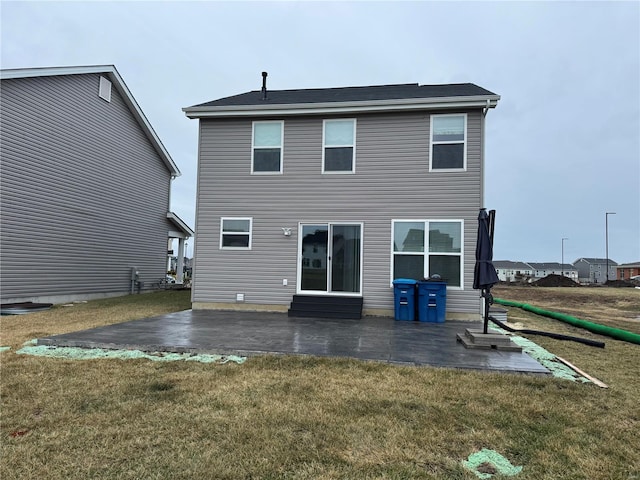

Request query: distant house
[
  {"left": 559, "top": 263, "right": 579, "bottom": 282},
  {"left": 616, "top": 262, "right": 640, "bottom": 280},
  {"left": 167, "top": 212, "right": 195, "bottom": 278},
  {"left": 0, "top": 65, "right": 193, "bottom": 304},
  {"left": 493, "top": 261, "right": 533, "bottom": 282},
  {"left": 528, "top": 262, "right": 579, "bottom": 282},
  {"left": 573, "top": 258, "right": 618, "bottom": 284},
  {"left": 183, "top": 77, "right": 500, "bottom": 319}
]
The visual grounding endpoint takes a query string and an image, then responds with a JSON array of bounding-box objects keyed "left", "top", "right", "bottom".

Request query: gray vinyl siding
[
  {"left": 193, "top": 110, "right": 483, "bottom": 315},
  {"left": 0, "top": 73, "right": 171, "bottom": 302}
]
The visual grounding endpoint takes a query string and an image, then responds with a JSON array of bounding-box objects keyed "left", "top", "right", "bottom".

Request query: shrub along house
[
  {"left": 0, "top": 65, "right": 193, "bottom": 305},
  {"left": 183, "top": 75, "right": 499, "bottom": 319}
]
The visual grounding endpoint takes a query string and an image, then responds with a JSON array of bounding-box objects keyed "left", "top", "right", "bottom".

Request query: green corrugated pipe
[{"left": 495, "top": 298, "right": 640, "bottom": 345}]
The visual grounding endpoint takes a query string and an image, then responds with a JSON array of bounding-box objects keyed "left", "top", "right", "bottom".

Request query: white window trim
[
  {"left": 220, "top": 217, "right": 253, "bottom": 250},
  {"left": 322, "top": 118, "right": 356, "bottom": 174},
  {"left": 251, "top": 121, "right": 284, "bottom": 175},
  {"left": 390, "top": 219, "right": 464, "bottom": 289},
  {"left": 429, "top": 113, "right": 467, "bottom": 172}
]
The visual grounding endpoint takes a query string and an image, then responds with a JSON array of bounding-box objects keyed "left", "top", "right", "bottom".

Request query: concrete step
[{"left": 288, "top": 295, "right": 363, "bottom": 319}]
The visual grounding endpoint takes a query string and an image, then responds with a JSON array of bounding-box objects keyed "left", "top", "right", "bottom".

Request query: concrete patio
[{"left": 37, "top": 310, "right": 549, "bottom": 374}]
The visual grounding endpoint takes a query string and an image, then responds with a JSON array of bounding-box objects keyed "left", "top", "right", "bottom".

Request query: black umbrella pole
[
  {"left": 488, "top": 210, "right": 496, "bottom": 245},
  {"left": 483, "top": 289, "right": 490, "bottom": 334}
]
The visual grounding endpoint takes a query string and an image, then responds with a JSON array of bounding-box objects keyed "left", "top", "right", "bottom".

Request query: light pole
[
  {"left": 606, "top": 212, "right": 616, "bottom": 283},
  {"left": 561, "top": 237, "right": 568, "bottom": 278}
]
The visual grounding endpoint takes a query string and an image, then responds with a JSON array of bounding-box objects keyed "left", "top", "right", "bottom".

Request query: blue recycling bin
[
  {"left": 392, "top": 278, "right": 417, "bottom": 321},
  {"left": 417, "top": 280, "right": 447, "bottom": 322}
]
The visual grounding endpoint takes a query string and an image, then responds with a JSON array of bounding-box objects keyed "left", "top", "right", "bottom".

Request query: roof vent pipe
[{"left": 261, "top": 71, "right": 268, "bottom": 100}]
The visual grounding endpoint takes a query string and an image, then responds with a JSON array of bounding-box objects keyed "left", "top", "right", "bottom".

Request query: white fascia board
[
  {"left": 1, "top": 65, "right": 181, "bottom": 177},
  {"left": 167, "top": 212, "right": 195, "bottom": 237},
  {"left": 183, "top": 95, "right": 500, "bottom": 119},
  {"left": 1, "top": 65, "right": 117, "bottom": 79}
]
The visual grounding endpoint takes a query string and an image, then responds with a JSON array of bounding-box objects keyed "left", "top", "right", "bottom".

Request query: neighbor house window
[
  {"left": 391, "top": 220, "right": 463, "bottom": 287},
  {"left": 220, "top": 217, "right": 252, "bottom": 249},
  {"left": 430, "top": 114, "right": 466, "bottom": 170},
  {"left": 252, "top": 121, "right": 283, "bottom": 173},
  {"left": 323, "top": 119, "right": 356, "bottom": 173}
]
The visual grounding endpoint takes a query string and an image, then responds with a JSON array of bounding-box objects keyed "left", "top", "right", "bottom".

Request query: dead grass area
[
  {"left": 494, "top": 285, "right": 640, "bottom": 334},
  {"left": 2, "top": 289, "right": 640, "bottom": 479},
  {"left": 0, "top": 290, "right": 192, "bottom": 348}
]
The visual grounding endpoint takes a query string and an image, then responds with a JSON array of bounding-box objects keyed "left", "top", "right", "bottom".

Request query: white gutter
[
  {"left": 1, "top": 65, "right": 181, "bottom": 177},
  {"left": 183, "top": 95, "right": 500, "bottom": 119}
]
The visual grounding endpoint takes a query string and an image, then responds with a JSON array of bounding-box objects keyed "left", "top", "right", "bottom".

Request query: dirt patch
[
  {"left": 534, "top": 274, "right": 580, "bottom": 287},
  {"left": 477, "top": 462, "right": 497, "bottom": 474},
  {"left": 605, "top": 279, "right": 639, "bottom": 288}
]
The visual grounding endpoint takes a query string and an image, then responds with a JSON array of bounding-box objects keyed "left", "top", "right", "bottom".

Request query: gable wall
[
  {"left": 0, "top": 73, "right": 171, "bottom": 302},
  {"left": 193, "top": 110, "right": 484, "bottom": 316}
]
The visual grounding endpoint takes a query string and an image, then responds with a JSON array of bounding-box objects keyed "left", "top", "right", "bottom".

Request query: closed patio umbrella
[{"left": 473, "top": 208, "right": 499, "bottom": 334}]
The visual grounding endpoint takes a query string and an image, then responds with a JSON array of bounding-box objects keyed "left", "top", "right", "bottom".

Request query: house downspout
[
  {"left": 168, "top": 174, "right": 175, "bottom": 212},
  {"left": 480, "top": 99, "right": 490, "bottom": 209}
]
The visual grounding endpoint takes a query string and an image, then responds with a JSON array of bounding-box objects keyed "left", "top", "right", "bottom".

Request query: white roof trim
[
  {"left": 167, "top": 212, "right": 194, "bottom": 237},
  {"left": 183, "top": 95, "right": 500, "bottom": 119},
  {"left": 1, "top": 65, "right": 181, "bottom": 177}
]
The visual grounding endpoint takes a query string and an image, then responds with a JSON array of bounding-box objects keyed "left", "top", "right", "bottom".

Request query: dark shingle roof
[
  {"left": 528, "top": 262, "right": 562, "bottom": 269},
  {"left": 617, "top": 261, "right": 640, "bottom": 268},
  {"left": 575, "top": 258, "right": 618, "bottom": 265},
  {"left": 192, "top": 83, "right": 497, "bottom": 108},
  {"left": 493, "top": 261, "right": 532, "bottom": 270}
]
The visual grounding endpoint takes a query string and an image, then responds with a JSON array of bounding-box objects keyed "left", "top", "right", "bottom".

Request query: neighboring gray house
[
  {"left": 493, "top": 261, "right": 533, "bottom": 282},
  {"left": 183, "top": 78, "right": 499, "bottom": 319},
  {"left": 528, "top": 262, "right": 579, "bottom": 282},
  {"left": 1, "top": 65, "right": 192, "bottom": 304},
  {"left": 573, "top": 258, "right": 618, "bottom": 284}
]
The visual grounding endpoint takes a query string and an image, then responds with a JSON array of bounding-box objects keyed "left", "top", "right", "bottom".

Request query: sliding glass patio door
[{"left": 299, "top": 223, "right": 362, "bottom": 295}]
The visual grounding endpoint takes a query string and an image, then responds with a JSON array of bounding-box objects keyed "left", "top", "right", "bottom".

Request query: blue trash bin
[
  {"left": 392, "top": 278, "right": 417, "bottom": 321},
  {"left": 417, "top": 280, "right": 447, "bottom": 322}
]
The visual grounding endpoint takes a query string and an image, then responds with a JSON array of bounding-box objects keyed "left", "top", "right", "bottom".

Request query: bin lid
[{"left": 392, "top": 278, "right": 418, "bottom": 285}]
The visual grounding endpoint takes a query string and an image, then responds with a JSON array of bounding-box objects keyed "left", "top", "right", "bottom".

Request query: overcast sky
[{"left": 2, "top": 1, "right": 638, "bottom": 264}]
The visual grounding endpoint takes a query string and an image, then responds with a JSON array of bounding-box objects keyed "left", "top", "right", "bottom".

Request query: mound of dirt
[{"left": 534, "top": 274, "right": 580, "bottom": 287}]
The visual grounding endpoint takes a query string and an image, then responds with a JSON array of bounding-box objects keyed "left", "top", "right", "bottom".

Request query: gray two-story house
[
  {"left": 573, "top": 258, "right": 618, "bottom": 284},
  {"left": 1, "top": 65, "right": 193, "bottom": 304},
  {"left": 183, "top": 77, "right": 499, "bottom": 319}
]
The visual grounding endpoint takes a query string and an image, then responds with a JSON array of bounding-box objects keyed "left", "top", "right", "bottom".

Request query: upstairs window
[
  {"left": 220, "top": 217, "right": 252, "bottom": 249},
  {"left": 252, "top": 121, "right": 283, "bottom": 173},
  {"left": 430, "top": 114, "right": 466, "bottom": 171},
  {"left": 323, "top": 119, "right": 356, "bottom": 173}
]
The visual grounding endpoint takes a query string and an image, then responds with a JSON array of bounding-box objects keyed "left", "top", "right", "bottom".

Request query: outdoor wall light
[{"left": 281, "top": 227, "right": 292, "bottom": 237}]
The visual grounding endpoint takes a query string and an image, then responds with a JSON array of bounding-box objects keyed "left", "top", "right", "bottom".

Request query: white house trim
[{"left": 183, "top": 96, "right": 500, "bottom": 119}]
